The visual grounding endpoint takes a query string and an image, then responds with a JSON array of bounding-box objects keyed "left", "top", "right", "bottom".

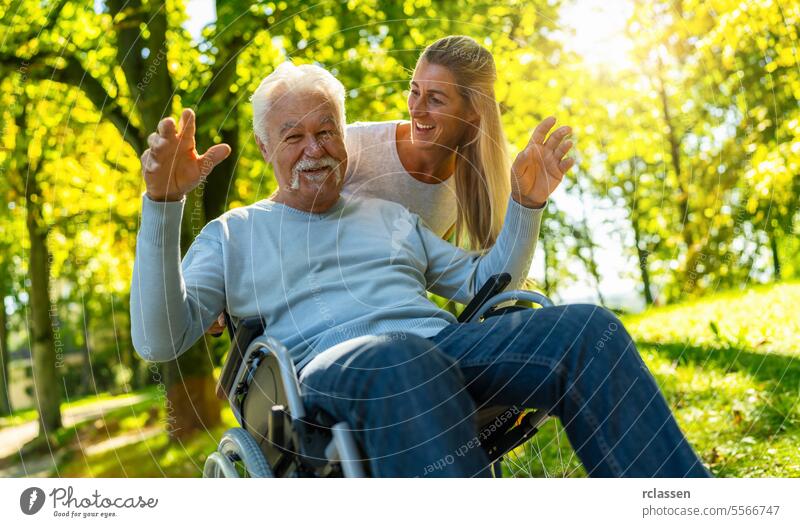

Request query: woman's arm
[
  {"left": 423, "top": 116, "right": 573, "bottom": 300},
  {"left": 421, "top": 197, "right": 544, "bottom": 303}
]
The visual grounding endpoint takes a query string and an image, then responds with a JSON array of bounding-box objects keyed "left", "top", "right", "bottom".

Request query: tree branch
[
  {"left": 41, "top": 0, "right": 70, "bottom": 34},
  {"left": 55, "top": 56, "right": 144, "bottom": 153},
  {"left": 1, "top": 49, "right": 144, "bottom": 154},
  {"left": 48, "top": 211, "right": 89, "bottom": 232}
]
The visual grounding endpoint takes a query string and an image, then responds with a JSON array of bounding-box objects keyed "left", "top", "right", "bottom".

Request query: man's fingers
[
  {"left": 140, "top": 149, "right": 151, "bottom": 167},
  {"left": 140, "top": 149, "right": 151, "bottom": 173},
  {"left": 147, "top": 132, "right": 168, "bottom": 151},
  {"left": 544, "top": 126, "right": 572, "bottom": 150},
  {"left": 554, "top": 140, "right": 573, "bottom": 159},
  {"left": 141, "top": 149, "right": 160, "bottom": 174},
  {"left": 558, "top": 157, "right": 575, "bottom": 173},
  {"left": 178, "top": 108, "right": 196, "bottom": 143},
  {"left": 529, "top": 116, "right": 557, "bottom": 145},
  {"left": 157, "top": 117, "right": 176, "bottom": 138},
  {"left": 198, "top": 143, "right": 232, "bottom": 176}
]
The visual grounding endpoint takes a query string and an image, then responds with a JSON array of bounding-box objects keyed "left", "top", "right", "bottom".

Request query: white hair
[{"left": 250, "top": 61, "right": 346, "bottom": 145}]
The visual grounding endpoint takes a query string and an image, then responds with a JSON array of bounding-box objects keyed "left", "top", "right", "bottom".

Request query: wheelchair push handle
[{"left": 457, "top": 273, "right": 512, "bottom": 323}]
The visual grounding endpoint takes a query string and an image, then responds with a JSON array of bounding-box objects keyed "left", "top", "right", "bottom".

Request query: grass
[
  {"left": 0, "top": 389, "right": 155, "bottom": 429},
  {"left": 504, "top": 280, "right": 800, "bottom": 477},
  {"left": 54, "top": 404, "right": 239, "bottom": 477},
  {"left": 7, "top": 281, "right": 799, "bottom": 477}
]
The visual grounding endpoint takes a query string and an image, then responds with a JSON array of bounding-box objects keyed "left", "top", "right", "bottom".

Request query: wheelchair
[{"left": 203, "top": 273, "right": 555, "bottom": 478}]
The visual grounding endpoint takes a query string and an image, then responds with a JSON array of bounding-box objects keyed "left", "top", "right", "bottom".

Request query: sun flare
[{"left": 558, "top": 0, "right": 634, "bottom": 69}]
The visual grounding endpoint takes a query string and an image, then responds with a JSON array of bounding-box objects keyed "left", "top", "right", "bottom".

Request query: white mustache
[
  {"left": 294, "top": 157, "right": 337, "bottom": 172},
  {"left": 290, "top": 156, "right": 341, "bottom": 189}
]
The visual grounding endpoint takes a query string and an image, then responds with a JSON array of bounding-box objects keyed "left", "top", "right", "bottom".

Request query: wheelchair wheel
[{"left": 203, "top": 428, "right": 273, "bottom": 478}]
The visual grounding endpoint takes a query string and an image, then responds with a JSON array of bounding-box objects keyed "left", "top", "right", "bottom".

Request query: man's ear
[{"left": 255, "top": 134, "right": 271, "bottom": 160}]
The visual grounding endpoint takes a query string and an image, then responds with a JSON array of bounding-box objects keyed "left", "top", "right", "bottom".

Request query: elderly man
[{"left": 131, "top": 62, "right": 708, "bottom": 477}]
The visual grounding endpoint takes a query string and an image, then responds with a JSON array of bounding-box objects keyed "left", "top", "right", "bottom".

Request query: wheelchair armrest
[
  {"left": 457, "top": 273, "right": 512, "bottom": 323},
  {"left": 215, "top": 316, "right": 267, "bottom": 400}
]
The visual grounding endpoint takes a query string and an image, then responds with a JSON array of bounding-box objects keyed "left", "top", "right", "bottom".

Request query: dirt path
[{"left": 0, "top": 394, "right": 151, "bottom": 477}]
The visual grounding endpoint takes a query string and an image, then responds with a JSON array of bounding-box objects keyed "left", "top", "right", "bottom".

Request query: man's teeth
[
  {"left": 300, "top": 167, "right": 331, "bottom": 183},
  {"left": 415, "top": 122, "right": 435, "bottom": 130}
]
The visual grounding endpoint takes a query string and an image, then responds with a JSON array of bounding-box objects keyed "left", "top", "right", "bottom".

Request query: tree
[
  {"left": 0, "top": 215, "right": 16, "bottom": 416},
  {"left": 623, "top": 0, "right": 799, "bottom": 297},
  {"left": 695, "top": 0, "right": 800, "bottom": 281},
  {"left": 2, "top": 0, "right": 232, "bottom": 436},
  {"left": 17, "top": 90, "right": 63, "bottom": 440}
]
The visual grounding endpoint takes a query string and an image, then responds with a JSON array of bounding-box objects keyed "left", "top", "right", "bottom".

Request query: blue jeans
[{"left": 297, "top": 304, "right": 710, "bottom": 477}]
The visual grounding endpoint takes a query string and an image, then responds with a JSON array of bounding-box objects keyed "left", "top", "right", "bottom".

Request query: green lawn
[
  {"left": 505, "top": 281, "right": 800, "bottom": 477},
  {"left": 0, "top": 389, "right": 156, "bottom": 429},
  {"left": 53, "top": 403, "right": 239, "bottom": 477},
  {"left": 12, "top": 281, "right": 799, "bottom": 477}
]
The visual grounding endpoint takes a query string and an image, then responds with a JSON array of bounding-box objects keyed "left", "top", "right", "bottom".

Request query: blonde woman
[
  {"left": 342, "top": 35, "right": 573, "bottom": 250},
  {"left": 207, "top": 35, "right": 572, "bottom": 334}
]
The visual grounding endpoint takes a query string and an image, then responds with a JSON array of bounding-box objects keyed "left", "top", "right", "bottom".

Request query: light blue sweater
[{"left": 130, "top": 193, "right": 542, "bottom": 368}]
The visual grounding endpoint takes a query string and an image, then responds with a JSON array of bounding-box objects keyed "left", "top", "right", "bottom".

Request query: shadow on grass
[
  {"left": 640, "top": 340, "right": 800, "bottom": 459},
  {"left": 504, "top": 341, "right": 800, "bottom": 478},
  {"left": 638, "top": 341, "right": 800, "bottom": 388}
]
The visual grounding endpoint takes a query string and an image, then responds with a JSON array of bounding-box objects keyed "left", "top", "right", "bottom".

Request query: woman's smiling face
[{"left": 407, "top": 60, "right": 477, "bottom": 150}]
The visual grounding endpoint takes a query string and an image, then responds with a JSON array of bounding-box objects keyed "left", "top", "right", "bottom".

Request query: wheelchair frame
[{"left": 203, "top": 273, "right": 554, "bottom": 478}]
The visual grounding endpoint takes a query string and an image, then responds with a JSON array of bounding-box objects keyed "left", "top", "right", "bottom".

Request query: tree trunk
[
  {"left": 624, "top": 159, "right": 655, "bottom": 306},
  {"left": 198, "top": 26, "right": 244, "bottom": 221},
  {"left": 202, "top": 120, "right": 239, "bottom": 221},
  {"left": 581, "top": 239, "right": 606, "bottom": 306},
  {"left": 632, "top": 218, "right": 655, "bottom": 306},
  {"left": 542, "top": 236, "right": 554, "bottom": 297},
  {"left": 769, "top": 229, "right": 782, "bottom": 281},
  {"left": 574, "top": 180, "right": 606, "bottom": 306},
  {"left": 80, "top": 296, "right": 97, "bottom": 395},
  {"left": 164, "top": 339, "right": 222, "bottom": 438},
  {"left": 655, "top": 57, "right": 692, "bottom": 252},
  {"left": 115, "top": 293, "right": 139, "bottom": 388},
  {"left": 0, "top": 285, "right": 11, "bottom": 416},
  {"left": 26, "top": 169, "right": 63, "bottom": 439}
]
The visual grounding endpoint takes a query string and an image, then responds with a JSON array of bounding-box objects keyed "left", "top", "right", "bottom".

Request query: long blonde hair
[{"left": 418, "top": 36, "right": 511, "bottom": 251}]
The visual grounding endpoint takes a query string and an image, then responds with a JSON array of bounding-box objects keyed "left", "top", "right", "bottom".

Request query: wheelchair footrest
[{"left": 480, "top": 410, "right": 548, "bottom": 462}]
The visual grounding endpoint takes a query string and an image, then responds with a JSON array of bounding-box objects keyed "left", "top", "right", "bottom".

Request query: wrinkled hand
[
  {"left": 141, "top": 108, "right": 231, "bottom": 202},
  {"left": 511, "top": 116, "right": 574, "bottom": 208}
]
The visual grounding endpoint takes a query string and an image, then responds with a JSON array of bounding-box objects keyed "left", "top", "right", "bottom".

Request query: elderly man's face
[{"left": 256, "top": 90, "right": 347, "bottom": 212}]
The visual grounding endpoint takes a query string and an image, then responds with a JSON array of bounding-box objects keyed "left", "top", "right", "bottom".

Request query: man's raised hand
[
  {"left": 141, "top": 108, "right": 232, "bottom": 202},
  {"left": 510, "top": 116, "right": 575, "bottom": 208}
]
